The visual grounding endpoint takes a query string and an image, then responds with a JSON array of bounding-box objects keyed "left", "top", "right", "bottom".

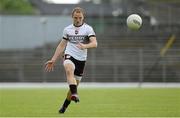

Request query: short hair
[{"left": 71, "top": 7, "right": 86, "bottom": 17}]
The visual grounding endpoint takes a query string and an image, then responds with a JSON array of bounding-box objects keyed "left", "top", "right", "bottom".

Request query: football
[{"left": 127, "top": 14, "right": 142, "bottom": 30}]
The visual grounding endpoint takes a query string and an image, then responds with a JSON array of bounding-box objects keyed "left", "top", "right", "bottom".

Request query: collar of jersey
[{"left": 73, "top": 23, "right": 84, "bottom": 27}]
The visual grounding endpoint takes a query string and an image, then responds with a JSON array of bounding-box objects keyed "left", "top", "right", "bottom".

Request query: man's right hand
[{"left": 45, "top": 60, "right": 55, "bottom": 72}]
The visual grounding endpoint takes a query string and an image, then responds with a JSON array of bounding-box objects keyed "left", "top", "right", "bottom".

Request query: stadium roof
[
  {"left": 29, "top": 0, "right": 148, "bottom": 17},
  {"left": 29, "top": 0, "right": 180, "bottom": 25}
]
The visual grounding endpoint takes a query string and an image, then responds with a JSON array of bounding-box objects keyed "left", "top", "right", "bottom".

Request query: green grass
[{"left": 0, "top": 88, "right": 180, "bottom": 117}]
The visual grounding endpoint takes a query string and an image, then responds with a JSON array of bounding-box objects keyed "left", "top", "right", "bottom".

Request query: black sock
[
  {"left": 62, "top": 99, "right": 71, "bottom": 108},
  {"left": 69, "top": 84, "right": 77, "bottom": 94}
]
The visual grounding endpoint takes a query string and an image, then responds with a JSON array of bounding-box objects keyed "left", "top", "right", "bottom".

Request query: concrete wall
[{"left": 0, "top": 15, "right": 71, "bottom": 49}]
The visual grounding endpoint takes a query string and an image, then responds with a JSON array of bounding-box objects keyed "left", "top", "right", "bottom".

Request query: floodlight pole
[
  {"left": 41, "top": 17, "right": 48, "bottom": 83},
  {"left": 0, "top": 16, "right": 2, "bottom": 49},
  {"left": 139, "top": 48, "right": 144, "bottom": 88}
]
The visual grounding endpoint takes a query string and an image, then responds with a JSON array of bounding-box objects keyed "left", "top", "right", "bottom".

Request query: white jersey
[{"left": 62, "top": 23, "right": 96, "bottom": 61}]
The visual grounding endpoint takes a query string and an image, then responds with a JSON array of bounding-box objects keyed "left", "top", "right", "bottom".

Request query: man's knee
[
  {"left": 64, "top": 64, "right": 74, "bottom": 75},
  {"left": 65, "top": 67, "right": 73, "bottom": 75}
]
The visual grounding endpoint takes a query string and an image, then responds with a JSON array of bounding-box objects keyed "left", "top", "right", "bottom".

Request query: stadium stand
[{"left": 0, "top": 0, "right": 180, "bottom": 82}]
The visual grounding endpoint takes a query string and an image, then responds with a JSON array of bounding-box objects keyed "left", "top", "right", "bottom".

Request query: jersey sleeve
[
  {"left": 87, "top": 26, "right": 96, "bottom": 38},
  {"left": 62, "top": 28, "right": 68, "bottom": 40}
]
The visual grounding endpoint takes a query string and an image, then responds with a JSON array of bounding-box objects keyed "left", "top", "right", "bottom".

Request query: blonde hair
[{"left": 71, "top": 7, "right": 86, "bottom": 17}]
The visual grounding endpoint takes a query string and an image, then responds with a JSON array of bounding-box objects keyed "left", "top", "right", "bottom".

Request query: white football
[{"left": 127, "top": 14, "right": 142, "bottom": 30}]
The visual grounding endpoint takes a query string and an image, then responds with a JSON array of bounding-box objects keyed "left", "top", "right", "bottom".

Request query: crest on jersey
[{"left": 75, "top": 30, "right": 79, "bottom": 35}]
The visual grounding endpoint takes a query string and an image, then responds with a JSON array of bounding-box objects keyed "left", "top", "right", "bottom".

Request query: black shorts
[{"left": 64, "top": 54, "right": 86, "bottom": 76}]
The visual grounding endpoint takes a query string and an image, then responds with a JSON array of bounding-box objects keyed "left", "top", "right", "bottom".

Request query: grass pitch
[{"left": 0, "top": 88, "right": 180, "bottom": 117}]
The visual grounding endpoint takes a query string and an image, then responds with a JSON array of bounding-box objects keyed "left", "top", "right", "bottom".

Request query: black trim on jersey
[
  {"left": 63, "top": 37, "right": 68, "bottom": 40},
  {"left": 88, "top": 35, "right": 96, "bottom": 38}
]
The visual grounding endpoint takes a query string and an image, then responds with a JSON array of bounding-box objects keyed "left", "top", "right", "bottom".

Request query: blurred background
[{"left": 0, "top": 0, "right": 180, "bottom": 84}]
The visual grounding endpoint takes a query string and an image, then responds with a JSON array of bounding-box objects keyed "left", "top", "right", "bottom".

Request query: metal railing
[{"left": 0, "top": 48, "right": 180, "bottom": 83}]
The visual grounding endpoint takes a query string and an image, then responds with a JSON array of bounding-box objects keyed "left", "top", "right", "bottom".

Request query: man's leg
[
  {"left": 66, "top": 79, "right": 80, "bottom": 99},
  {"left": 63, "top": 62, "right": 79, "bottom": 102},
  {"left": 59, "top": 79, "right": 80, "bottom": 113},
  {"left": 59, "top": 59, "right": 79, "bottom": 113}
]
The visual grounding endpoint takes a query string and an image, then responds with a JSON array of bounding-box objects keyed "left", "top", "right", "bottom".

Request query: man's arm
[
  {"left": 45, "top": 39, "right": 67, "bottom": 72},
  {"left": 51, "top": 39, "right": 67, "bottom": 62},
  {"left": 77, "top": 36, "right": 97, "bottom": 49}
]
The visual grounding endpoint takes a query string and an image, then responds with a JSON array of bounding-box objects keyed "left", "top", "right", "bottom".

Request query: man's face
[{"left": 72, "top": 12, "right": 84, "bottom": 27}]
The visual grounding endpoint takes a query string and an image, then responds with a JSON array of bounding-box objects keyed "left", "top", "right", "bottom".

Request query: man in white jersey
[{"left": 45, "top": 7, "right": 97, "bottom": 113}]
